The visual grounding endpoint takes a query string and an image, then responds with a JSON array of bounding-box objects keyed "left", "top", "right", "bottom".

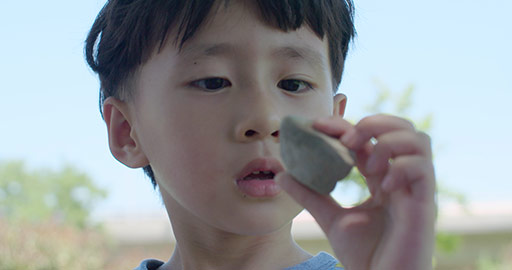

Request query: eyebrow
[
  {"left": 180, "top": 43, "right": 235, "bottom": 58},
  {"left": 271, "top": 45, "right": 327, "bottom": 70},
  {"left": 181, "top": 43, "right": 327, "bottom": 70}
]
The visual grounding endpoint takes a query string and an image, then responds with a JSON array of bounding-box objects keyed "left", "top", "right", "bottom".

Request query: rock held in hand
[{"left": 280, "top": 116, "right": 355, "bottom": 194}]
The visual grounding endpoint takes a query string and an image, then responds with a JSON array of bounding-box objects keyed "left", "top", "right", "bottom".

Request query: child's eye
[
  {"left": 277, "top": 79, "right": 313, "bottom": 92},
  {"left": 190, "top": 77, "right": 231, "bottom": 91}
]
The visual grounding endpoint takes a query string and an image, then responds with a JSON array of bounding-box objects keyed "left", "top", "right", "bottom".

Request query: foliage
[
  {"left": 477, "top": 254, "right": 512, "bottom": 270},
  {"left": 434, "top": 232, "right": 460, "bottom": 254},
  {"left": 0, "top": 219, "right": 110, "bottom": 270},
  {"left": 0, "top": 160, "right": 107, "bottom": 227},
  {"left": 476, "top": 244, "right": 512, "bottom": 270},
  {"left": 0, "top": 161, "right": 110, "bottom": 269}
]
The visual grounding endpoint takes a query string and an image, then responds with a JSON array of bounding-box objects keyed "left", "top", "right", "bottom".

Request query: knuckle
[
  {"left": 355, "top": 115, "right": 377, "bottom": 129},
  {"left": 357, "top": 114, "right": 415, "bottom": 131},
  {"left": 390, "top": 156, "right": 431, "bottom": 179},
  {"left": 358, "top": 113, "right": 389, "bottom": 126}
]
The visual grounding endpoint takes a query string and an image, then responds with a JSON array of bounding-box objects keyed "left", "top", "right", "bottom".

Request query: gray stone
[{"left": 280, "top": 116, "right": 355, "bottom": 194}]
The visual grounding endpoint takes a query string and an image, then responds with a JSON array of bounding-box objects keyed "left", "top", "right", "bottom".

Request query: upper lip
[{"left": 236, "top": 157, "right": 285, "bottom": 180}]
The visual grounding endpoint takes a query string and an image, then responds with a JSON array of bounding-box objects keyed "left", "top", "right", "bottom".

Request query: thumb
[{"left": 275, "top": 172, "right": 341, "bottom": 229}]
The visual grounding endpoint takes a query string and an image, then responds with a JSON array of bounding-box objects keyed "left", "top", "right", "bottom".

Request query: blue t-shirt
[{"left": 134, "top": 252, "right": 343, "bottom": 270}]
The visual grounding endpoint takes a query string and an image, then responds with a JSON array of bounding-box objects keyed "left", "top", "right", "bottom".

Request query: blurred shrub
[
  {"left": 0, "top": 160, "right": 106, "bottom": 227},
  {"left": 0, "top": 219, "right": 109, "bottom": 270},
  {"left": 477, "top": 243, "right": 512, "bottom": 270},
  {"left": 435, "top": 232, "right": 461, "bottom": 254},
  {"left": 0, "top": 160, "right": 110, "bottom": 269}
]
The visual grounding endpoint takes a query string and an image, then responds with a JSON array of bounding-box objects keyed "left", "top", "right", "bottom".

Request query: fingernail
[{"left": 314, "top": 117, "right": 330, "bottom": 125}]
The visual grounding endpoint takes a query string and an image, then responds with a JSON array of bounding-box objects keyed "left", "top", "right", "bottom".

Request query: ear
[
  {"left": 103, "top": 97, "right": 149, "bottom": 168},
  {"left": 333, "top": 93, "right": 347, "bottom": 117}
]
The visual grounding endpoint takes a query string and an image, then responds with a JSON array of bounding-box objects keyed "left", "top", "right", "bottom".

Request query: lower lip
[{"left": 236, "top": 178, "right": 282, "bottom": 198}]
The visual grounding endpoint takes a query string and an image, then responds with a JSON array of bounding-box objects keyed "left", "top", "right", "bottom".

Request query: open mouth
[
  {"left": 235, "top": 158, "right": 283, "bottom": 198},
  {"left": 242, "top": 170, "right": 276, "bottom": 181}
]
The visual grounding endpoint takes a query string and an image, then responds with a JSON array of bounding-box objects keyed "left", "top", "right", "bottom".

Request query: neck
[{"left": 160, "top": 195, "right": 311, "bottom": 270}]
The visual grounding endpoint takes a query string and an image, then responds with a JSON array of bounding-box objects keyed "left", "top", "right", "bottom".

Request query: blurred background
[{"left": 1, "top": 0, "right": 510, "bottom": 269}]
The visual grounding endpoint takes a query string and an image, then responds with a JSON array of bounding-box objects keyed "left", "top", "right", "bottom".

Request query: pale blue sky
[{"left": 1, "top": 0, "right": 511, "bottom": 217}]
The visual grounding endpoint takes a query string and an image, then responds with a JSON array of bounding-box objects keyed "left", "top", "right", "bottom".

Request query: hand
[{"left": 276, "top": 114, "right": 436, "bottom": 270}]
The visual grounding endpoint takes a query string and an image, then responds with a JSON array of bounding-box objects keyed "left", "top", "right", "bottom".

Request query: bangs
[
  {"left": 86, "top": 0, "right": 354, "bottom": 103},
  {"left": 173, "top": 1, "right": 354, "bottom": 61}
]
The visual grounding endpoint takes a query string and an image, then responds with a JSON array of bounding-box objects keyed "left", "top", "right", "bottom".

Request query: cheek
[
  {"left": 289, "top": 92, "right": 334, "bottom": 119},
  {"left": 315, "top": 91, "right": 335, "bottom": 115},
  {"left": 137, "top": 109, "right": 230, "bottom": 192}
]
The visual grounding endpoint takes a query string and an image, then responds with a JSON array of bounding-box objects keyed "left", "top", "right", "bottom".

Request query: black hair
[{"left": 85, "top": 0, "right": 355, "bottom": 188}]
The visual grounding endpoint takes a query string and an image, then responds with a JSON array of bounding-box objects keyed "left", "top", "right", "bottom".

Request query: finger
[
  {"left": 363, "top": 174, "right": 388, "bottom": 206},
  {"left": 313, "top": 116, "right": 375, "bottom": 175},
  {"left": 366, "top": 130, "right": 432, "bottom": 175},
  {"left": 313, "top": 116, "right": 354, "bottom": 139},
  {"left": 275, "top": 172, "right": 343, "bottom": 231},
  {"left": 380, "top": 156, "right": 436, "bottom": 203},
  {"left": 352, "top": 142, "right": 375, "bottom": 176},
  {"left": 342, "top": 114, "right": 416, "bottom": 149}
]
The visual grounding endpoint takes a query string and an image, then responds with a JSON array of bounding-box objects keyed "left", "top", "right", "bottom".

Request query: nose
[{"left": 234, "top": 90, "right": 281, "bottom": 143}]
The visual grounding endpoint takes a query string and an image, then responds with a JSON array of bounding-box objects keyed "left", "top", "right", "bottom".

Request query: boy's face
[{"left": 109, "top": 0, "right": 346, "bottom": 235}]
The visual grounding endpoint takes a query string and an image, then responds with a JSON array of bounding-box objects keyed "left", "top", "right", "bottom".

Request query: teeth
[{"left": 250, "top": 170, "right": 272, "bottom": 175}]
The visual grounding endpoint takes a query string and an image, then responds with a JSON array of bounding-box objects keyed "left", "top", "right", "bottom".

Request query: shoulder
[
  {"left": 133, "top": 259, "right": 164, "bottom": 270},
  {"left": 284, "top": 252, "right": 344, "bottom": 270}
]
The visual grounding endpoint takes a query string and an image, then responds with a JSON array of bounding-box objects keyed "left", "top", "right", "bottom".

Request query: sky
[{"left": 1, "top": 0, "right": 511, "bottom": 218}]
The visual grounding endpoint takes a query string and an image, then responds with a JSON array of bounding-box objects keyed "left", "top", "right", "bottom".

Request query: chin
[{"left": 217, "top": 204, "right": 303, "bottom": 236}]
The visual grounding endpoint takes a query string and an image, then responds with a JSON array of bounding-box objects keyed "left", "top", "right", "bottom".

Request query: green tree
[
  {"left": 0, "top": 161, "right": 110, "bottom": 269},
  {"left": 0, "top": 160, "right": 107, "bottom": 227}
]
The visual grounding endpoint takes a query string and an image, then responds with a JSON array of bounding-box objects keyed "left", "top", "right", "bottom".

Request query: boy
[{"left": 85, "top": 0, "right": 436, "bottom": 269}]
